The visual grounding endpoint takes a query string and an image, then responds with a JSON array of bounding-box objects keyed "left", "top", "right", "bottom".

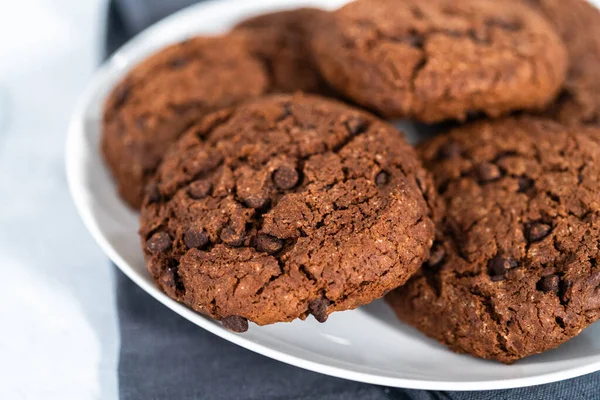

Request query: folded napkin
[{"left": 107, "top": 1, "right": 600, "bottom": 398}]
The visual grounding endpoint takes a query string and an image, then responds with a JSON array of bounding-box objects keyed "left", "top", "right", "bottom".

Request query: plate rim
[{"left": 65, "top": 0, "right": 600, "bottom": 390}]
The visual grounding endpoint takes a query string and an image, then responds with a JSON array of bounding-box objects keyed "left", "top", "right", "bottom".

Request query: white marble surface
[{"left": 0, "top": 1, "right": 118, "bottom": 399}]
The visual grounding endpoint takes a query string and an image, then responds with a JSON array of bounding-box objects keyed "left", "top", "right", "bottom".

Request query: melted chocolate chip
[
  {"left": 220, "top": 226, "right": 245, "bottom": 247},
  {"left": 145, "top": 184, "right": 161, "bottom": 204},
  {"left": 135, "top": 116, "right": 148, "bottom": 131},
  {"left": 255, "top": 234, "right": 283, "bottom": 254},
  {"left": 401, "top": 33, "right": 424, "bottom": 48},
  {"left": 277, "top": 103, "right": 292, "bottom": 121},
  {"left": 487, "top": 17, "right": 522, "bottom": 31},
  {"left": 469, "top": 28, "right": 490, "bottom": 44},
  {"left": 146, "top": 232, "right": 172, "bottom": 254},
  {"left": 488, "top": 255, "right": 518, "bottom": 282},
  {"left": 273, "top": 166, "right": 299, "bottom": 190},
  {"left": 188, "top": 180, "right": 212, "bottom": 199},
  {"left": 221, "top": 315, "right": 248, "bottom": 332},
  {"left": 244, "top": 195, "right": 268, "bottom": 209},
  {"left": 559, "top": 280, "right": 572, "bottom": 304},
  {"left": 168, "top": 57, "right": 189, "bottom": 69},
  {"left": 345, "top": 116, "right": 368, "bottom": 135},
  {"left": 526, "top": 222, "right": 552, "bottom": 242},
  {"left": 476, "top": 162, "right": 502, "bottom": 183},
  {"left": 537, "top": 274, "right": 560, "bottom": 293},
  {"left": 517, "top": 176, "right": 534, "bottom": 193},
  {"left": 427, "top": 244, "right": 445, "bottom": 268},
  {"left": 308, "top": 298, "right": 330, "bottom": 323},
  {"left": 184, "top": 228, "right": 209, "bottom": 249},
  {"left": 375, "top": 171, "right": 390, "bottom": 187},
  {"left": 113, "top": 83, "right": 130, "bottom": 108},
  {"left": 437, "top": 141, "right": 463, "bottom": 160}
]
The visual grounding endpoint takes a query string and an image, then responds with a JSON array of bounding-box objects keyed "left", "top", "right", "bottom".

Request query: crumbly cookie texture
[
  {"left": 386, "top": 117, "right": 600, "bottom": 364},
  {"left": 233, "top": 8, "right": 331, "bottom": 94},
  {"left": 101, "top": 33, "right": 269, "bottom": 209},
  {"left": 139, "top": 94, "right": 436, "bottom": 331},
  {"left": 523, "top": 0, "right": 600, "bottom": 126},
  {"left": 311, "top": 0, "right": 567, "bottom": 122}
]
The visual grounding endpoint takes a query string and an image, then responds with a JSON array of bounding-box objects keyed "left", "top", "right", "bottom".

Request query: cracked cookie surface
[
  {"left": 523, "top": 0, "right": 600, "bottom": 126},
  {"left": 139, "top": 94, "right": 436, "bottom": 330},
  {"left": 102, "top": 33, "right": 270, "bottom": 209},
  {"left": 386, "top": 117, "right": 600, "bottom": 363},
  {"left": 233, "top": 8, "right": 331, "bottom": 94},
  {"left": 311, "top": 0, "right": 567, "bottom": 122}
]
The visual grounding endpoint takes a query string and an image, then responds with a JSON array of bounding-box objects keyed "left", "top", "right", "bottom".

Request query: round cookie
[
  {"left": 233, "top": 8, "right": 331, "bottom": 94},
  {"left": 311, "top": 0, "right": 567, "bottom": 122},
  {"left": 139, "top": 94, "right": 436, "bottom": 331},
  {"left": 386, "top": 117, "right": 600, "bottom": 363},
  {"left": 523, "top": 0, "right": 600, "bottom": 126},
  {"left": 102, "top": 33, "right": 269, "bottom": 209}
]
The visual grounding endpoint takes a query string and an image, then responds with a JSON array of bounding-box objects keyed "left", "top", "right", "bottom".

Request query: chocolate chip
[
  {"left": 308, "top": 298, "right": 329, "bottom": 323},
  {"left": 113, "top": 83, "right": 130, "bottom": 108},
  {"left": 526, "top": 222, "right": 552, "bottom": 242},
  {"left": 146, "top": 232, "right": 172, "bottom": 254},
  {"left": 184, "top": 228, "right": 209, "bottom": 249},
  {"left": 476, "top": 162, "right": 502, "bottom": 183},
  {"left": 487, "top": 255, "right": 518, "bottom": 282},
  {"left": 135, "top": 116, "right": 148, "bottom": 131},
  {"left": 487, "top": 17, "right": 521, "bottom": 31},
  {"left": 469, "top": 28, "right": 490, "bottom": 44},
  {"left": 441, "top": 29, "right": 462, "bottom": 37},
  {"left": 345, "top": 116, "right": 368, "bottom": 136},
  {"left": 401, "top": 33, "right": 424, "bottom": 48},
  {"left": 145, "top": 184, "right": 161, "bottom": 203},
  {"left": 221, "top": 315, "right": 248, "bottom": 332},
  {"left": 517, "top": 176, "right": 534, "bottom": 193},
  {"left": 255, "top": 234, "right": 283, "bottom": 254},
  {"left": 427, "top": 244, "right": 445, "bottom": 268},
  {"left": 273, "top": 166, "right": 299, "bottom": 190},
  {"left": 559, "top": 280, "right": 572, "bottom": 304},
  {"left": 168, "top": 57, "right": 188, "bottom": 69},
  {"left": 188, "top": 180, "right": 212, "bottom": 199},
  {"left": 437, "top": 141, "right": 462, "bottom": 160},
  {"left": 411, "top": 6, "right": 424, "bottom": 19},
  {"left": 277, "top": 103, "right": 292, "bottom": 121},
  {"left": 415, "top": 176, "right": 426, "bottom": 194},
  {"left": 220, "top": 226, "right": 245, "bottom": 247},
  {"left": 537, "top": 274, "right": 560, "bottom": 293},
  {"left": 244, "top": 195, "right": 268, "bottom": 209},
  {"left": 375, "top": 171, "right": 390, "bottom": 187}
]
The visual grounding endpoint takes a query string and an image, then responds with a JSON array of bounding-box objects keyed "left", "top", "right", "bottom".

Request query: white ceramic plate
[{"left": 66, "top": 0, "right": 600, "bottom": 390}]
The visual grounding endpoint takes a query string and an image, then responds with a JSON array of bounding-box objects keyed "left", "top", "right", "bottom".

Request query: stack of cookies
[{"left": 101, "top": 0, "right": 600, "bottom": 364}]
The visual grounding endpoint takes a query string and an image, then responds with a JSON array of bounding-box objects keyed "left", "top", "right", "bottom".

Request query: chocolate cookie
[
  {"left": 386, "top": 117, "right": 600, "bottom": 363},
  {"left": 101, "top": 33, "right": 269, "bottom": 209},
  {"left": 139, "top": 94, "right": 436, "bottom": 330},
  {"left": 234, "top": 8, "right": 330, "bottom": 94},
  {"left": 523, "top": 0, "right": 600, "bottom": 126},
  {"left": 311, "top": 0, "right": 567, "bottom": 122}
]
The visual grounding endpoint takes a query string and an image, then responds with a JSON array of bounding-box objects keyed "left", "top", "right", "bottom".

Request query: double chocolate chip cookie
[
  {"left": 102, "top": 33, "right": 270, "bottom": 209},
  {"left": 524, "top": 0, "right": 600, "bottom": 126},
  {"left": 139, "top": 94, "right": 436, "bottom": 331},
  {"left": 234, "top": 8, "right": 330, "bottom": 94},
  {"left": 312, "top": 0, "right": 567, "bottom": 122},
  {"left": 386, "top": 117, "right": 600, "bottom": 363}
]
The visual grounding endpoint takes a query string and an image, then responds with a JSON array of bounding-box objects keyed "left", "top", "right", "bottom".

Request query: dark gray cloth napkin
[{"left": 107, "top": 1, "right": 600, "bottom": 399}]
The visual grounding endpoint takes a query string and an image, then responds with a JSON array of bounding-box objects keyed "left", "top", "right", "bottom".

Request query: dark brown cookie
[
  {"left": 139, "top": 94, "right": 436, "bottom": 330},
  {"left": 311, "top": 0, "right": 567, "bottom": 122},
  {"left": 101, "top": 33, "right": 270, "bottom": 209},
  {"left": 233, "top": 8, "right": 331, "bottom": 94},
  {"left": 386, "top": 117, "right": 600, "bottom": 364},
  {"left": 522, "top": 0, "right": 600, "bottom": 126}
]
